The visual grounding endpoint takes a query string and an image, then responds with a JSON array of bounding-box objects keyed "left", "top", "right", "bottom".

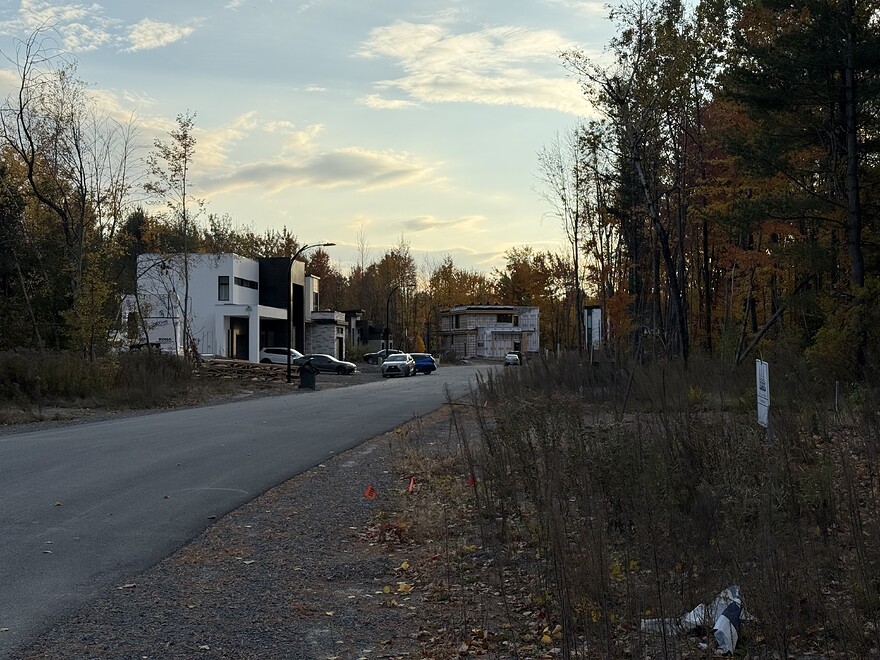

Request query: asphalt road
[{"left": 0, "top": 364, "right": 488, "bottom": 658}]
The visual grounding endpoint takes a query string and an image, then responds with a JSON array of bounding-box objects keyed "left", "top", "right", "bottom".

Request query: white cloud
[
  {"left": 544, "top": 0, "right": 608, "bottom": 16},
  {"left": 3, "top": 2, "right": 199, "bottom": 54},
  {"left": 188, "top": 112, "right": 259, "bottom": 173},
  {"left": 357, "top": 94, "right": 419, "bottom": 110},
  {"left": 11, "top": 0, "right": 118, "bottom": 52},
  {"left": 18, "top": 0, "right": 97, "bottom": 28},
  {"left": 126, "top": 18, "right": 195, "bottom": 52},
  {"left": 62, "top": 22, "right": 114, "bottom": 51},
  {"left": 356, "top": 22, "right": 587, "bottom": 115},
  {"left": 297, "top": 1, "right": 324, "bottom": 13}
]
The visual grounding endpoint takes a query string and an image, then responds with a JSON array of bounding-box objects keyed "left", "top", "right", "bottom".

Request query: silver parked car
[{"left": 380, "top": 353, "right": 416, "bottom": 377}]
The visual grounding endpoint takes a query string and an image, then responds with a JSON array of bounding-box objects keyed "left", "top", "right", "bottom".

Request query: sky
[{"left": 0, "top": 0, "right": 615, "bottom": 276}]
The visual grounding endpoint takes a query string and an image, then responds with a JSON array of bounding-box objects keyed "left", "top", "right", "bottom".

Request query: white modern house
[
  {"left": 439, "top": 305, "right": 540, "bottom": 358},
  {"left": 130, "top": 253, "right": 347, "bottom": 361}
]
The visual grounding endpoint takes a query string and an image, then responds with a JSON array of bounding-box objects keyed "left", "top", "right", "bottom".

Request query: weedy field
[{"left": 379, "top": 351, "right": 880, "bottom": 658}]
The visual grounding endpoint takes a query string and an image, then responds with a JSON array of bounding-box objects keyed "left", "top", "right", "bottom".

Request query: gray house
[{"left": 439, "top": 305, "right": 540, "bottom": 358}]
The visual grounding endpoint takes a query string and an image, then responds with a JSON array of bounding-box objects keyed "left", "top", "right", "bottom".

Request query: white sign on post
[{"left": 756, "top": 359, "right": 770, "bottom": 428}]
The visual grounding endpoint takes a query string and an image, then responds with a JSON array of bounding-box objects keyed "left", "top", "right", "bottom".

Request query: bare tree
[
  {"left": 537, "top": 126, "right": 591, "bottom": 351},
  {"left": 145, "top": 110, "right": 202, "bottom": 360},
  {"left": 0, "top": 28, "right": 139, "bottom": 356}
]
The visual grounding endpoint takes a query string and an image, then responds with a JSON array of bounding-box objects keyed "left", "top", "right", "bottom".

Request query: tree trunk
[
  {"left": 632, "top": 143, "right": 690, "bottom": 364},
  {"left": 844, "top": 0, "right": 864, "bottom": 289}
]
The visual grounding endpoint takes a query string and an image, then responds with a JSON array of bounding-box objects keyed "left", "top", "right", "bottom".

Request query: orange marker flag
[
  {"left": 408, "top": 477, "right": 415, "bottom": 493},
  {"left": 364, "top": 484, "right": 377, "bottom": 499}
]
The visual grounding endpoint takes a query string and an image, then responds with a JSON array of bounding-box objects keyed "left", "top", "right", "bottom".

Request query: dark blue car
[{"left": 410, "top": 353, "right": 438, "bottom": 374}]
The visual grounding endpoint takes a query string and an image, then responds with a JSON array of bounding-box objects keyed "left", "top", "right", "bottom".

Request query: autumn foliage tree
[{"left": 552, "top": 0, "right": 879, "bottom": 374}]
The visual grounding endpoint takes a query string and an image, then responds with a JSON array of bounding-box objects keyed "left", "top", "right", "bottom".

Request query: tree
[
  {"left": 723, "top": 0, "right": 880, "bottom": 292},
  {"left": 424, "top": 255, "right": 494, "bottom": 351},
  {"left": 0, "top": 149, "right": 44, "bottom": 349},
  {"left": 0, "top": 29, "right": 138, "bottom": 356},
  {"left": 495, "top": 247, "right": 572, "bottom": 350},
  {"left": 563, "top": 0, "right": 714, "bottom": 363},
  {"left": 716, "top": 0, "right": 880, "bottom": 366},
  {"left": 145, "top": 110, "right": 202, "bottom": 359},
  {"left": 306, "top": 248, "right": 346, "bottom": 311},
  {"left": 537, "top": 126, "right": 592, "bottom": 351}
]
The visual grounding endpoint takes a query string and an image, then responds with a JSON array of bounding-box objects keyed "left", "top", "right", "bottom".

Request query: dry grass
[{"left": 376, "top": 353, "right": 880, "bottom": 658}]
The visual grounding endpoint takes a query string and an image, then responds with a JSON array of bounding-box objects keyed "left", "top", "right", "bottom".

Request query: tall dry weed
[{"left": 465, "top": 351, "right": 879, "bottom": 657}]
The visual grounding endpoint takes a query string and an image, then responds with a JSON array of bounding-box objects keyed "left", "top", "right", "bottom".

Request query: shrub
[
  {"left": 111, "top": 351, "right": 191, "bottom": 408},
  {"left": 0, "top": 349, "right": 191, "bottom": 410},
  {"left": 0, "top": 350, "right": 111, "bottom": 402}
]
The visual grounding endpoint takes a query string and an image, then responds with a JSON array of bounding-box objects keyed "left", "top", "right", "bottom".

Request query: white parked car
[
  {"left": 259, "top": 347, "right": 304, "bottom": 364},
  {"left": 504, "top": 352, "right": 522, "bottom": 366}
]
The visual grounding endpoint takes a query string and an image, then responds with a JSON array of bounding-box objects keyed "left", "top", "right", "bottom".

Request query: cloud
[
  {"left": 356, "top": 21, "right": 587, "bottom": 115},
  {"left": 62, "top": 22, "right": 115, "bottom": 51},
  {"left": 3, "top": 2, "right": 199, "bottom": 54},
  {"left": 10, "top": 0, "right": 119, "bottom": 52},
  {"left": 126, "top": 18, "right": 195, "bottom": 52},
  {"left": 543, "top": 0, "right": 608, "bottom": 16},
  {"left": 202, "top": 147, "right": 437, "bottom": 196},
  {"left": 400, "top": 215, "right": 484, "bottom": 233},
  {"left": 297, "top": 1, "right": 325, "bottom": 13},
  {"left": 357, "top": 94, "right": 420, "bottom": 110},
  {"left": 191, "top": 112, "right": 259, "bottom": 169}
]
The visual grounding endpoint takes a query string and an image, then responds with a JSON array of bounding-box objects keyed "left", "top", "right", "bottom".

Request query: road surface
[{"left": 0, "top": 364, "right": 488, "bottom": 658}]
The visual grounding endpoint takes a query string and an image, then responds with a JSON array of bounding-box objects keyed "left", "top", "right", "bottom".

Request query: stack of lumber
[{"left": 193, "top": 359, "right": 296, "bottom": 383}]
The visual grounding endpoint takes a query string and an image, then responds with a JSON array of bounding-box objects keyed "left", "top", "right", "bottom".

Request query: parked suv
[
  {"left": 380, "top": 353, "right": 416, "bottom": 377},
  {"left": 260, "top": 347, "right": 304, "bottom": 364},
  {"left": 410, "top": 353, "right": 438, "bottom": 374}
]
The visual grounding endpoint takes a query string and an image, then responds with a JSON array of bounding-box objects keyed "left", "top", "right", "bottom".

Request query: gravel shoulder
[{"left": 11, "top": 406, "right": 459, "bottom": 660}]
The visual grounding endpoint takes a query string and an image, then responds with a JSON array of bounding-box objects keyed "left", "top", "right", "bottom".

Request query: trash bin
[{"left": 298, "top": 361, "right": 317, "bottom": 390}]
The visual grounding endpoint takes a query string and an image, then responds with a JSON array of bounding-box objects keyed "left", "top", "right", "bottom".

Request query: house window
[
  {"left": 513, "top": 315, "right": 519, "bottom": 327},
  {"left": 454, "top": 315, "right": 461, "bottom": 329},
  {"left": 218, "top": 276, "right": 229, "bottom": 301},
  {"left": 234, "top": 277, "right": 258, "bottom": 290},
  {"left": 497, "top": 314, "right": 513, "bottom": 323},
  {"left": 313, "top": 292, "right": 319, "bottom": 311}
]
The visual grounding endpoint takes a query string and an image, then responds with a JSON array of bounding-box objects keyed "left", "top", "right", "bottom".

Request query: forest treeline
[{"left": 1, "top": 1, "right": 878, "bottom": 382}]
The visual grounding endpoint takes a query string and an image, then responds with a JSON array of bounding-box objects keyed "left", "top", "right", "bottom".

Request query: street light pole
[
  {"left": 287, "top": 242, "right": 335, "bottom": 383},
  {"left": 384, "top": 284, "right": 401, "bottom": 352}
]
